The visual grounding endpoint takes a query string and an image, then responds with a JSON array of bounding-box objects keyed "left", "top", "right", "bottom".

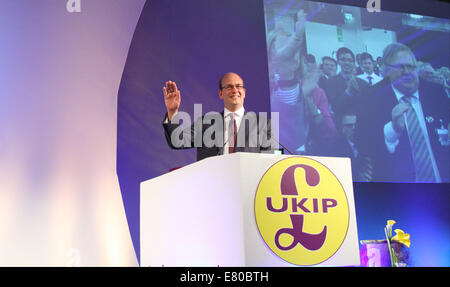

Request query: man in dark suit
[
  {"left": 323, "top": 47, "right": 370, "bottom": 120},
  {"left": 318, "top": 56, "right": 337, "bottom": 89},
  {"left": 332, "top": 109, "right": 373, "bottom": 182},
  {"left": 356, "top": 43, "right": 449, "bottom": 182},
  {"left": 162, "top": 72, "right": 275, "bottom": 161},
  {"left": 357, "top": 52, "right": 383, "bottom": 86}
]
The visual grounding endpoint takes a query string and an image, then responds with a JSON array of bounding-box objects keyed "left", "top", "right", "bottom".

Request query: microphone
[
  {"left": 215, "top": 115, "right": 295, "bottom": 156},
  {"left": 216, "top": 126, "right": 235, "bottom": 156},
  {"left": 216, "top": 136, "right": 230, "bottom": 156},
  {"left": 270, "top": 136, "right": 295, "bottom": 155},
  {"left": 217, "top": 137, "right": 295, "bottom": 156}
]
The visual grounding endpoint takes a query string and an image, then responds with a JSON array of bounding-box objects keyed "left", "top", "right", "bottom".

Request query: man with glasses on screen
[
  {"left": 323, "top": 47, "right": 370, "bottom": 121},
  {"left": 356, "top": 43, "right": 449, "bottom": 182},
  {"left": 162, "top": 72, "right": 275, "bottom": 161}
]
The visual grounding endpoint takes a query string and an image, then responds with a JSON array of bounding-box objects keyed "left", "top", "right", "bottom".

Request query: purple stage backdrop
[{"left": 117, "top": 0, "right": 271, "bottom": 263}]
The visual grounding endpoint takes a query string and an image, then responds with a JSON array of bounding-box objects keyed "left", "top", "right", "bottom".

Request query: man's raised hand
[{"left": 163, "top": 81, "right": 181, "bottom": 121}]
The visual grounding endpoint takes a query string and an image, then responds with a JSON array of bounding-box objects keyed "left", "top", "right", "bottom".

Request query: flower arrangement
[
  {"left": 360, "top": 220, "right": 411, "bottom": 267},
  {"left": 384, "top": 220, "right": 411, "bottom": 267}
]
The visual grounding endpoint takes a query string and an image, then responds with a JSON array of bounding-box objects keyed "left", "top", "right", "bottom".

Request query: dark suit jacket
[
  {"left": 318, "top": 75, "right": 328, "bottom": 90},
  {"left": 163, "top": 110, "right": 275, "bottom": 161},
  {"left": 356, "top": 78, "right": 450, "bottom": 182},
  {"left": 323, "top": 73, "right": 370, "bottom": 118}
]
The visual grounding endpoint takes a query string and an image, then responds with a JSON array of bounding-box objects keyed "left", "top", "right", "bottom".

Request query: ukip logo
[{"left": 254, "top": 157, "right": 350, "bottom": 266}]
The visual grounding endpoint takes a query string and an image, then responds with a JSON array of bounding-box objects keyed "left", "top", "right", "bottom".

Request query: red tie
[{"left": 228, "top": 113, "right": 237, "bottom": 154}]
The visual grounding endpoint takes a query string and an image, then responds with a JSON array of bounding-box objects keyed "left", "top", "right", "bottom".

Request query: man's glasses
[
  {"left": 386, "top": 63, "right": 417, "bottom": 72},
  {"left": 338, "top": 58, "right": 354, "bottom": 64},
  {"left": 221, "top": 84, "right": 245, "bottom": 91}
]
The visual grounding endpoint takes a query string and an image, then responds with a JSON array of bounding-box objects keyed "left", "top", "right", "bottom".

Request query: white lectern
[{"left": 140, "top": 153, "right": 359, "bottom": 266}]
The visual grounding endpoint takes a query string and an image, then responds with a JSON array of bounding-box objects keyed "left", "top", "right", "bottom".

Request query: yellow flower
[
  {"left": 392, "top": 229, "right": 411, "bottom": 248},
  {"left": 385, "top": 220, "right": 396, "bottom": 239}
]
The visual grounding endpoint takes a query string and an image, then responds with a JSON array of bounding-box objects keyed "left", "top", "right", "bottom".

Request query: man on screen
[
  {"left": 356, "top": 43, "right": 450, "bottom": 182},
  {"left": 267, "top": 9, "right": 307, "bottom": 152},
  {"left": 162, "top": 72, "right": 275, "bottom": 161},
  {"left": 332, "top": 109, "right": 373, "bottom": 182},
  {"left": 357, "top": 52, "right": 383, "bottom": 86},
  {"left": 323, "top": 47, "right": 370, "bottom": 120},
  {"left": 267, "top": 10, "right": 337, "bottom": 155},
  {"left": 318, "top": 56, "right": 337, "bottom": 89}
]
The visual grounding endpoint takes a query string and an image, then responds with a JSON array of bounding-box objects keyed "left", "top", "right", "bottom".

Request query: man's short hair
[
  {"left": 336, "top": 47, "right": 355, "bottom": 61},
  {"left": 219, "top": 72, "right": 244, "bottom": 90},
  {"left": 306, "top": 54, "right": 316, "bottom": 64},
  {"left": 219, "top": 76, "right": 224, "bottom": 90},
  {"left": 219, "top": 73, "right": 231, "bottom": 90},
  {"left": 322, "top": 56, "right": 337, "bottom": 66},
  {"left": 360, "top": 52, "right": 374, "bottom": 62},
  {"left": 382, "top": 42, "right": 416, "bottom": 70}
]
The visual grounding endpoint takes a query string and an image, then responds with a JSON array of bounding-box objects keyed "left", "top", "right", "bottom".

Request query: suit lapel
[
  {"left": 239, "top": 111, "right": 249, "bottom": 152},
  {"left": 217, "top": 111, "right": 225, "bottom": 155}
]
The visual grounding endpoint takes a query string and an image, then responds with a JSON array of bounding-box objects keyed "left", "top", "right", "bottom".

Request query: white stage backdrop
[{"left": 0, "top": 0, "right": 145, "bottom": 266}]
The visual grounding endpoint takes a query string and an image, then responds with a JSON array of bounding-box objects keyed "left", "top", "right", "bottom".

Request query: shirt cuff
[
  {"left": 384, "top": 121, "right": 400, "bottom": 153},
  {"left": 164, "top": 112, "right": 178, "bottom": 124}
]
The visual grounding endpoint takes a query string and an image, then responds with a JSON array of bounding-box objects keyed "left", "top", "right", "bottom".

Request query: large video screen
[{"left": 264, "top": 0, "right": 450, "bottom": 183}]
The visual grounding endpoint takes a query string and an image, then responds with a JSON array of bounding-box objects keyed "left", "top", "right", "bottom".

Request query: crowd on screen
[{"left": 268, "top": 10, "right": 450, "bottom": 181}]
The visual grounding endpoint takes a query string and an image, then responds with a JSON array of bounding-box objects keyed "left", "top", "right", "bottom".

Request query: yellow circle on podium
[{"left": 254, "top": 157, "right": 350, "bottom": 266}]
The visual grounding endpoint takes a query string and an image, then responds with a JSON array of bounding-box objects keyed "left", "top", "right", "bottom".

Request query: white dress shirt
[
  {"left": 357, "top": 72, "right": 382, "bottom": 86},
  {"left": 223, "top": 106, "right": 245, "bottom": 154}
]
